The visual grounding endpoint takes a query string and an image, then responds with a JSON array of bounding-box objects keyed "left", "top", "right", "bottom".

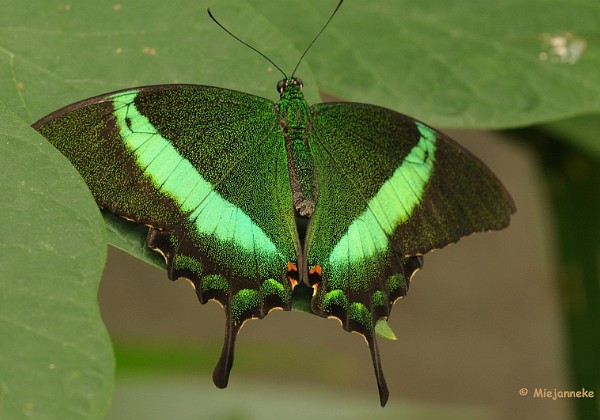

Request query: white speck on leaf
[{"left": 539, "top": 32, "right": 587, "bottom": 64}]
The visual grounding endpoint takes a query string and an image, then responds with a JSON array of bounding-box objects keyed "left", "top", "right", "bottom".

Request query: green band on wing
[
  {"left": 328, "top": 122, "right": 436, "bottom": 267},
  {"left": 111, "top": 91, "right": 281, "bottom": 260}
]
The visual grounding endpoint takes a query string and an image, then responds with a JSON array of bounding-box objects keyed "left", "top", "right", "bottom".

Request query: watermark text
[{"left": 519, "top": 387, "right": 595, "bottom": 400}]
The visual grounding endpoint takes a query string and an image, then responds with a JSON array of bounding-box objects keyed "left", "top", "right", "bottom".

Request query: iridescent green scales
[
  {"left": 387, "top": 273, "right": 408, "bottom": 296},
  {"left": 260, "top": 278, "right": 287, "bottom": 302},
  {"left": 202, "top": 275, "right": 229, "bottom": 294},
  {"left": 349, "top": 303, "right": 372, "bottom": 330},
  {"left": 324, "top": 290, "right": 348, "bottom": 309},
  {"left": 174, "top": 254, "right": 203, "bottom": 276},
  {"left": 230, "top": 290, "right": 260, "bottom": 323},
  {"left": 371, "top": 291, "right": 387, "bottom": 308}
]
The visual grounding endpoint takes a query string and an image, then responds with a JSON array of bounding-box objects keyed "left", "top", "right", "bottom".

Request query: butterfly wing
[
  {"left": 306, "top": 102, "right": 515, "bottom": 405},
  {"left": 33, "top": 85, "right": 300, "bottom": 387}
]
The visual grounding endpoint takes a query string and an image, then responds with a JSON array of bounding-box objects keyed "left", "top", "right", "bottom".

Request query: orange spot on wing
[
  {"left": 309, "top": 264, "right": 322, "bottom": 277},
  {"left": 287, "top": 261, "right": 299, "bottom": 288},
  {"left": 307, "top": 264, "right": 322, "bottom": 287}
]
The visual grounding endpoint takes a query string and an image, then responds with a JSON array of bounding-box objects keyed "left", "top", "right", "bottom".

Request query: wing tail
[
  {"left": 213, "top": 313, "right": 240, "bottom": 388},
  {"left": 365, "top": 328, "right": 389, "bottom": 407},
  {"left": 147, "top": 226, "right": 295, "bottom": 389}
]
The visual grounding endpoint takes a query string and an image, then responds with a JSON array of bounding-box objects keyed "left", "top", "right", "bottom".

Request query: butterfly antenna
[
  {"left": 207, "top": 8, "right": 288, "bottom": 79},
  {"left": 291, "top": 0, "right": 344, "bottom": 77}
]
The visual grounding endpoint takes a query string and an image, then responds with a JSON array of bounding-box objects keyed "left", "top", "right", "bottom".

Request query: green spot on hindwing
[
  {"left": 371, "top": 290, "right": 387, "bottom": 308},
  {"left": 324, "top": 289, "right": 349, "bottom": 310},
  {"left": 174, "top": 254, "right": 203, "bottom": 276},
  {"left": 230, "top": 289, "right": 260, "bottom": 323},
  {"left": 202, "top": 274, "right": 229, "bottom": 293},
  {"left": 387, "top": 273, "right": 407, "bottom": 296},
  {"left": 348, "top": 302, "right": 372, "bottom": 330},
  {"left": 260, "top": 278, "right": 286, "bottom": 302}
]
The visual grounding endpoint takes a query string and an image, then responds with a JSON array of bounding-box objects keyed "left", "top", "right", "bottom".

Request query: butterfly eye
[
  {"left": 276, "top": 79, "right": 286, "bottom": 94},
  {"left": 293, "top": 77, "right": 303, "bottom": 90}
]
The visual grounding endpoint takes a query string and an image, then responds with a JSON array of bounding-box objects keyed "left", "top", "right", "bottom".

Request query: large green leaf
[
  {"left": 305, "top": 0, "right": 600, "bottom": 128},
  {"left": 0, "top": 101, "right": 113, "bottom": 418},
  {"left": 1, "top": 0, "right": 598, "bottom": 128}
]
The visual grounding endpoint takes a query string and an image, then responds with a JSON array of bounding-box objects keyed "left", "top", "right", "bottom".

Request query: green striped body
[{"left": 33, "top": 78, "right": 515, "bottom": 406}]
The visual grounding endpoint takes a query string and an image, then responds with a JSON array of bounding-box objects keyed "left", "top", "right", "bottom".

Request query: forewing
[
  {"left": 306, "top": 102, "right": 515, "bottom": 405},
  {"left": 33, "top": 85, "right": 300, "bottom": 387}
]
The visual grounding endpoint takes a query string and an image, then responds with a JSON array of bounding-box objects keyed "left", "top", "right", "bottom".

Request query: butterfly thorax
[{"left": 277, "top": 78, "right": 317, "bottom": 218}]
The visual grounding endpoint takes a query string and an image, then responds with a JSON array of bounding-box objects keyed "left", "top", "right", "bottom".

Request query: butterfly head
[{"left": 277, "top": 77, "right": 303, "bottom": 98}]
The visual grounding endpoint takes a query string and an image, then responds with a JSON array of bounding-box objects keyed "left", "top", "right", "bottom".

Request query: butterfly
[{"left": 32, "top": 0, "right": 515, "bottom": 406}]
